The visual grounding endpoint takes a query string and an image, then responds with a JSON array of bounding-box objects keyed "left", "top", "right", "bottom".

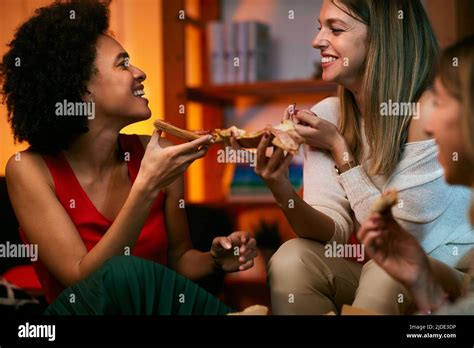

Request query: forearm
[
  {"left": 270, "top": 180, "right": 335, "bottom": 242},
  {"left": 171, "top": 249, "right": 216, "bottom": 281},
  {"left": 75, "top": 183, "right": 158, "bottom": 283}
]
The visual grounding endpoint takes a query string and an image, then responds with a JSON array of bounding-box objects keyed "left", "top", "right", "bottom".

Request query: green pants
[{"left": 45, "top": 256, "right": 233, "bottom": 315}]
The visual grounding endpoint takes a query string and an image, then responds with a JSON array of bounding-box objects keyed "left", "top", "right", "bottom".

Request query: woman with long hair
[
  {"left": 240, "top": 0, "right": 474, "bottom": 314},
  {"left": 358, "top": 35, "right": 474, "bottom": 314}
]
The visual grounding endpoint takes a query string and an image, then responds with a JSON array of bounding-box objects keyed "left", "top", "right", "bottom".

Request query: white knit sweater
[{"left": 303, "top": 97, "right": 474, "bottom": 267}]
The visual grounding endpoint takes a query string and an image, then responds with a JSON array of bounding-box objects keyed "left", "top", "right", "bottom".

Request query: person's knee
[
  {"left": 268, "top": 238, "right": 343, "bottom": 314},
  {"left": 354, "top": 260, "right": 411, "bottom": 314},
  {"left": 267, "top": 238, "right": 327, "bottom": 287}
]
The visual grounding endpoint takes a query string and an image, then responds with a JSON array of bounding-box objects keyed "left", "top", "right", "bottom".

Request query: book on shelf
[
  {"left": 206, "top": 21, "right": 270, "bottom": 85},
  {"left": 247, "top": 21, "right": 270, "bottom": 83},
  {"left": 206, "top": 21, "right": 226, "bottom": 85}
]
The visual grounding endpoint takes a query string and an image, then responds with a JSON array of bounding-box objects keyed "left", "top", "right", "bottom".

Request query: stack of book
[{"left": 206, "top": 21, "right": 270, "bottom": 85}]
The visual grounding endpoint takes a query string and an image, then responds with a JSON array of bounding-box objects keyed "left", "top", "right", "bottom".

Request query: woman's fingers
[
  {"left": 267, "top": 147, "right": 285, "bottom": 172},
  {"left": 294, "top": 124, "right": 317, "bottom": 140},
  {"left": 149, "top": 129, "right": 162, "bottom": 148},
  {"left": 213, "top": 236, "right": 232, "bottom": 251},
  {"left": 240, "top": 237, "right": 256, "bottom": 255},
  {"left": 294, "top": 110, "right": 319, "bottom": 128},
  {"left": 177, "top": 135, "right": 214, "bottom": 154},
  {"left": 229, "top": 131, "right": 243, "bottom": 151},
  {"left": 239, "top": 247, "right": 257, "bottom": 262},
  {"left": 240, "top": 251, "right": 258, "bottom": 264},
  {"left": 357, "top": 215, "right": 382, "bottom": 241},
  {"left": 256, "top": 132, "right": 272, "bottom": 169},
  {"left": 274, "top": 152, "right": 293, "bottom": 177},
  {"left": 283, "top": 104, "right": 296, "bottom": 121},
  {"left": 224, "top": 232, "right": 247, "bottom": 256},
  {"left": 361, "top": 230, "right": 383, "bottom": 255}
]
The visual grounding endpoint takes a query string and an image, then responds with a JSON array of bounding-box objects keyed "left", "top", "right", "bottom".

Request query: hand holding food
[
  {"left": 371, "top": 189, "right": 399, "bottom": 214},
  {"left": 358, "top": 190, "right": 433, "bottom": 291},
  {"left": 136, "top": 129, "right": 213, "bottom": 192},
  {"left": 154, "top": 118, "right": 305, "bottom": 155},
  {"left": 293, "top": 109, "right": 344, "bottom": 152}
]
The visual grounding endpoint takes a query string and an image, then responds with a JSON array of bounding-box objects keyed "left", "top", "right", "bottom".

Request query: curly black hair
[{"left": 0, "top": 0, "right": 110, "bottom": 154}]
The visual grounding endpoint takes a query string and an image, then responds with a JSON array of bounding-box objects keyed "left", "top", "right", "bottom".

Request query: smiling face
[
  {"left": 313, "top": 0, "right": 368, "bottom": 91},
  {"left": 425, "top": 78, "right": 474, "bottom": 186},
  {"left": 86, "top": 35, "right": 151, "bottom": 125}
]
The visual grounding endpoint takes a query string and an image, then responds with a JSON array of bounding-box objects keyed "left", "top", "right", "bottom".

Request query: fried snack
[
  {"left": 226, "top": 305, "right": 269, "bottom": 316},
  {"left": 154, "top": 119, "right": 305, "bottom": 155},
  {"left": 371, "top": 189, "right": 399, "bottom": 213}
]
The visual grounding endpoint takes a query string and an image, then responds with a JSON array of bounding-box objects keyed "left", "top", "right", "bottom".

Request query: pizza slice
[{"left": 154, "top": 119, "right": 305, "bottom": 155}]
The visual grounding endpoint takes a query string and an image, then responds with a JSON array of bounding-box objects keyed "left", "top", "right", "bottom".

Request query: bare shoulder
[
  {"left": 6, "top": 150, "right": 54, "bottom": 191},
  {"left": 407, "top": 90, "right": 435, "bottom": 143},
  {"left": 138, "top": 134, "right": 175, "bottom": 149}
]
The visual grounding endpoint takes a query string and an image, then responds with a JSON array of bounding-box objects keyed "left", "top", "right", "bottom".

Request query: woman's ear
[{"left": 83, "top": 89, "right": 94, "bottom": 102}]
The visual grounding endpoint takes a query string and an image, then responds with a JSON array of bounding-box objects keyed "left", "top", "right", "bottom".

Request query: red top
[{"left": 19, "top": 134, "right": 168, "bottom": 303}]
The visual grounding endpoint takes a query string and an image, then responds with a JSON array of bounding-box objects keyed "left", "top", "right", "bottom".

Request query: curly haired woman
[{"left": 0, "top": 0, "right": 257, "bottom": 314}]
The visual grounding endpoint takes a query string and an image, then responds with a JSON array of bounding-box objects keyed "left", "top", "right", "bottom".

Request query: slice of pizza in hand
[
  {"left": 371, "top": 189, "right": 399, "bottom": 214},
  {"left": 154, "top": 119, "right": 305, "bottom": 155},
  {"left": 213, "top": 126, "right": 265, "bottom": 148},
  {"left": 268, "top": 119, "right": 305, "bottom": 155},
  {"left": 215, "top": 120, "right": 305, "bottom": 155},
  {"left": 154, "top": 119, "right": 202, "bottom": 141}
]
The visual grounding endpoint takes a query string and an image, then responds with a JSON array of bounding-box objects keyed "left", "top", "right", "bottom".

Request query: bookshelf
[
  {"left": 187, "top": 79, "right": 337, "bottom": 105},
  {"left": 161, "top": 0, "right": 337, "bottom": 202}
]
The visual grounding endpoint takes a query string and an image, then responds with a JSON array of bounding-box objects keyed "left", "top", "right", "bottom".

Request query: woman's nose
[
  {"left": 132, "top": 65, "right": 147, "bottom": 82},
  {"left": 312, "top": 30, "right": 328, "bottom": 50}
]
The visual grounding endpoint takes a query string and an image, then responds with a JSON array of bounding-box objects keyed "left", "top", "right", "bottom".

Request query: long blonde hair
[
  {"left": 333, "top": 0, "right": 439, "bottom": 176},
  {"left": 438, "top": 36, "right": 474, "bottom": 224}
]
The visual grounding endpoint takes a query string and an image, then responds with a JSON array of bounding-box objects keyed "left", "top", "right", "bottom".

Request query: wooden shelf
[{"left": 187, "top": 79, "right": 338, "bottom": 105}]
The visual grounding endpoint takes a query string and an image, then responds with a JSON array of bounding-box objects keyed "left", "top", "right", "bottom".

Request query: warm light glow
[
  {"left": 110, "top": 0, "right": 164, "bottom": 136},
  {"left": 0, "top": 0, "right": 52, "bottom": 175},
  {"left": 185, "top": 0, "right": 205, "bottom": 202}
]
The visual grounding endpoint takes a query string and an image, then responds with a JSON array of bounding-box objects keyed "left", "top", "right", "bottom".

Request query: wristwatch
[{"left": 334, "top": 160, "right": 358, "bottom": 175}]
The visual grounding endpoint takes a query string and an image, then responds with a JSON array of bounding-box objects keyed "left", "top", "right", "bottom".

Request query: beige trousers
[{"left": 267, "top": 238, "right": 454, "bottom": 315}]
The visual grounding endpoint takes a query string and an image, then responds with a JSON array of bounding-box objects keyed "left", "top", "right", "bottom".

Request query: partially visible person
[{"left": 358, "top": 35, "right": 474, "bottom": 314}]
